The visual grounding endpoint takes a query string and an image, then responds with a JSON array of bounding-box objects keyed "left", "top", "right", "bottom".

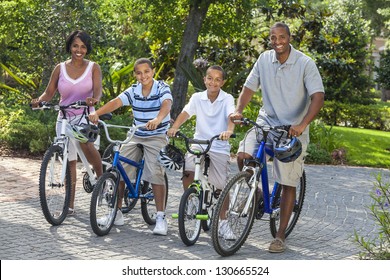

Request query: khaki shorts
[
  {"left": 185, "top": 149, "right": 230, "bottom": 190},
  {"left": 238, "top": 126, "right": 308, "bottom": 187},
  {"left": 119, "top": 134, "right": 167, "bottom": 185}
]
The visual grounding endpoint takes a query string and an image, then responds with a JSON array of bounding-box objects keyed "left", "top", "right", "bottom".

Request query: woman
[{"left": 31, "top": 30, "right": 103, "bottom": 215}]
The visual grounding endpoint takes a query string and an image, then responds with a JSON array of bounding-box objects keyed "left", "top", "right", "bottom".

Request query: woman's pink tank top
[{"left": 57, "top": 60, "right": 95, "bottom": 118}]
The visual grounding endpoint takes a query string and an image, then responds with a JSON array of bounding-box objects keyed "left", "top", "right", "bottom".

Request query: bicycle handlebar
[
  {"left": 30, "top": 100, "right": 90, "bottom": 111},
  {"left": 174, "top": 131, "right": 236, "bottom": 156},
  {"left": 234, "top": 118, "right": 291, "bottom": 134},
  {"left": 98, "top": 120, "right": 164, "bottom": 146}
]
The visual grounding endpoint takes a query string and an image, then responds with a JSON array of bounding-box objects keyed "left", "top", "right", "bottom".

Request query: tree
[{"left": 307, "top": 0, "right": 375, "bottom": 106}]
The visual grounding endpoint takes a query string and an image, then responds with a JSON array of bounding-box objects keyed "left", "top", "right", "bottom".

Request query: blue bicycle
[
  {"left": 90, "top": 120, "right": 168, "bottom": 236},
  {"left": 211, "top": 118, "right": 306, "bottom": 256}
]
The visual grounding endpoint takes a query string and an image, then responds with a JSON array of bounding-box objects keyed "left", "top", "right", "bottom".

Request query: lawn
[{"left": 331, "top": 126, "right": 390, "bottom": 169}]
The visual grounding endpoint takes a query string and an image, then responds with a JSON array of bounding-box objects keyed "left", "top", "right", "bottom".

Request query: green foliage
[
  {"left": 319, "top": 100, "right": 390, "bottom": 130},
  {"left": 307, "top": 0, "right": 375, "bottom": 105},
  {"left": 0, "top": 106, "right": 55, "bottom": 153},
  {"left": 355, "top": 173, "right": 390, "bottom": 260},
  {"left": 305, "top": 120, "right": 340, "bottom": 165},
  {"left": 305, "top": 143, "right": 332, "bottom": 164},
  {"left": 309, "top": 120, "right": 341, "bottom": 153},
  {"left": 375, "top": 50, "right": 390, "bottom": 90}
]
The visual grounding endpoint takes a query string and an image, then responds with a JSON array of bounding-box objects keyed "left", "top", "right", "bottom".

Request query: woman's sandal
[
  {"left": 68, "top": 208, "right": 75, "bottom": 215},
  {"left": 269, "top": 237, "right": 286, "bottom": 253}
]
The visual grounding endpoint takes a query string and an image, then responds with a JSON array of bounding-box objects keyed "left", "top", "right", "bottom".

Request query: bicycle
[
  {"left": 211, "top": 118, "right": 306, "bottom": 256},
  {"left": 90, "top": 120, "right": 169, "bottom": 236},
  {"left": 32, "top": 100, "right": 111, "bottom": 226},
  {"left": 172, "top": 131, "right": 235, "bottom": 246}
]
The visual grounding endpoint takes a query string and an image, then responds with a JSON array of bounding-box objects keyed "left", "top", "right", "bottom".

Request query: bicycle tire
[
  {"left": 211, "top": 171, "right": 256, "bottom": 257},
  {"left": 39, "top": 145, "right": 71, "bottom": 226},
  {"left": 270, "top": 170, "right": 307, "bottom": 238},
  {"left": 90, "top": 172, "right": 119, "bottom": 236},
  {"left": 178, "top": 187, "right": 202, "bottom": 246},
  {"left": 141, "top": 173, "right": 169, "bottom": 225}
]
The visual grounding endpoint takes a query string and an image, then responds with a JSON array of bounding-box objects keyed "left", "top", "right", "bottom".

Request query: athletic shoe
[
  {"left": 97, "top": 209, "right": 124, "bottom": 226},
  {"left": 153, "top": 214, "right": 168, "bottom": 236},
  {"left": 219, "top": 220, "right": 236, "bottom": 240}
]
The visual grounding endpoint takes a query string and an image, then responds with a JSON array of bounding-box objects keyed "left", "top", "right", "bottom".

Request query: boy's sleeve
[
  {"left": 226, "top": 94, "right": 235, "bottom": 117},
  {"left": 182, "top": 94, "right": 196, "bottom": 117}
]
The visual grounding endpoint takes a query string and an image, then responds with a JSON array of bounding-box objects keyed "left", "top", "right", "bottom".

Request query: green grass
[{"left": 331, "top": 126, "right": 390, "bottom": 169}]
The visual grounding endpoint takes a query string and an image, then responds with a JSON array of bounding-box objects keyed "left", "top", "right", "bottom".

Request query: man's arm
[
  {"left": 290, "top": 92, "right": 324, "bottom": 136},
  {"left": 231, "top": 86, "right": 256, "bottom": 120}
]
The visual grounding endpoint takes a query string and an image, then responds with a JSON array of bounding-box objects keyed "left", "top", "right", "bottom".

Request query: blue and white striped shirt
[{"left": 118, "top": 79, "right": 172, "bottom": 137}]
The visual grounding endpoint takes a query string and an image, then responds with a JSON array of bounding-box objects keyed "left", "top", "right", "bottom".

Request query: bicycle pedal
[
  {"left": 195, "top": 214, "right": 209, "bottom": 220},
  {"left": 171, "top": 213, "right": 179, "bottom": 219}
]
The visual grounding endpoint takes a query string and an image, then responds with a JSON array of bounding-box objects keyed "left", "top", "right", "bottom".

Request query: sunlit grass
[{"left": 331, "top": 126, "right": 390, "bottom": 168}]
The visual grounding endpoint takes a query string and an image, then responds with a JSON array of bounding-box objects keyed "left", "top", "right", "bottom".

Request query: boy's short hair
[
  {"left": 206, "top": 65, "right": 227, "bottom": 80},
  {"left": 134, "top": 58, "right": 153, "bottom": 70},
  {"left": 66, "top": 30, "right": 92, "bottom": 55}
]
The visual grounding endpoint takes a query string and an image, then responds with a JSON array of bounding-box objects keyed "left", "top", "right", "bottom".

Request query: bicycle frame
[
  {"left": 98, "top": 120, "right": 151, "bottom": 204},
  {"left": 34, "top": 101, "right": 102, "bottom": 188},
  {"left": 238, "top": 120, "right": 290, "bottom": 219}
]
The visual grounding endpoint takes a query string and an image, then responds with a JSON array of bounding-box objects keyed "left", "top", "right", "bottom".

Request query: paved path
[{"left": 0, "top": 156, "right": 389, "bottom": 261}]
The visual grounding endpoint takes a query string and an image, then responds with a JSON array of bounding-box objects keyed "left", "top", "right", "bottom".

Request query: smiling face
[
  {"left": 204, "top": 68, "right": 225, "bottom": 95},
  {"left": 134, "top": 62, "right": 155, "bottom": 88},
  {"left": 270, "top": 26, "right": 291, "bottom": 63},
  {"left": 70, "top": 37, "right": 88, "bottom": 61}
]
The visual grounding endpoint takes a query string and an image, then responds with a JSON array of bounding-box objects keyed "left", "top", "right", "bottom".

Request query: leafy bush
[
  {"left": 319, "top": 100, "right": 390, "bottom": 131},
  {"left": 355, "top": 173, "right": 390, "bottom": 260}
]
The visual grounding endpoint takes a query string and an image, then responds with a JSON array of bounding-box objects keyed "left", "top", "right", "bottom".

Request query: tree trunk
[
  {"left": 381, "top": 88, "right": 390, "bottom": 102},
  {"left": 171, "top": 0, "right": 212, "bottom": 119}
]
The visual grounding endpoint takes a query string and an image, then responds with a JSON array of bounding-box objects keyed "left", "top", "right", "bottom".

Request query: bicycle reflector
[
  {"left": 274, "top": 137, "right": 302, "bottom": 163},
  {"left": 158, "top": 144, "right": 184, "bottom": 170}
]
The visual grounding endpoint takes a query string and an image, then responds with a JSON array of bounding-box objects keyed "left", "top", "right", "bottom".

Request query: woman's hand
[{"left": 86, "top": 97, "right": 99, "bottom": 106}]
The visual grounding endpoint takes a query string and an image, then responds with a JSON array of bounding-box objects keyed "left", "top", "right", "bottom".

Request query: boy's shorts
[
  {"left": 238, "top": 126, "right": 308, "bottom": 187},
  {"left": 119, "top": 134, "right": 167, "bottom": 185},
  {"left": 185, "top": 148, "right": 230, "bottom": 190}
]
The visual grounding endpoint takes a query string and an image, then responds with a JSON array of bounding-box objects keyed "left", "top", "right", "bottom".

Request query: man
[{"left": 231, "top": 22, "right": 325, "bottom": 253}]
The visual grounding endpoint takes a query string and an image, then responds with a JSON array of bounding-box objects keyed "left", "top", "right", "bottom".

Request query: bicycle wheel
[
  {"left": 178, "top": 187, "right": 202, "bottom": 246},
  {"left": 39, "top": 145, "right": 71, "bottom": 226},
  {"left": 90, "top": 172, "right": 119, "bottom": 236},
  {"left": 211, "top": 171, "right": 256, "bottom": 257},
  {"left": 270, "top": 170, "right": 307, "bottom": 238},
  {"left": 141, "top": 173, "right": 169, "bottom": 225}
]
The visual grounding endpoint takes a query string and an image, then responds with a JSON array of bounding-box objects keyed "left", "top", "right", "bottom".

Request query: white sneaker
[
  {"left": 219, "top": 220, "right": 236, "bottom": 240},
  {"left": 153, "top": 214, "right": 168, "bottom": 236},
  {"left": 97, "top": 209, "right": 124, "bottom": 226}
]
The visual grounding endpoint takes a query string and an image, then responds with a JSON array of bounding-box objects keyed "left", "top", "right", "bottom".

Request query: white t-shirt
[{"left": 183, "top": 89, "right": 235, "bottom": 155}]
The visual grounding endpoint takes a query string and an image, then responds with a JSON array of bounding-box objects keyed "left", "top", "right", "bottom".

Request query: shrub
[{"left": 355, "top": 173, "right": 390, "bottom": 260}]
